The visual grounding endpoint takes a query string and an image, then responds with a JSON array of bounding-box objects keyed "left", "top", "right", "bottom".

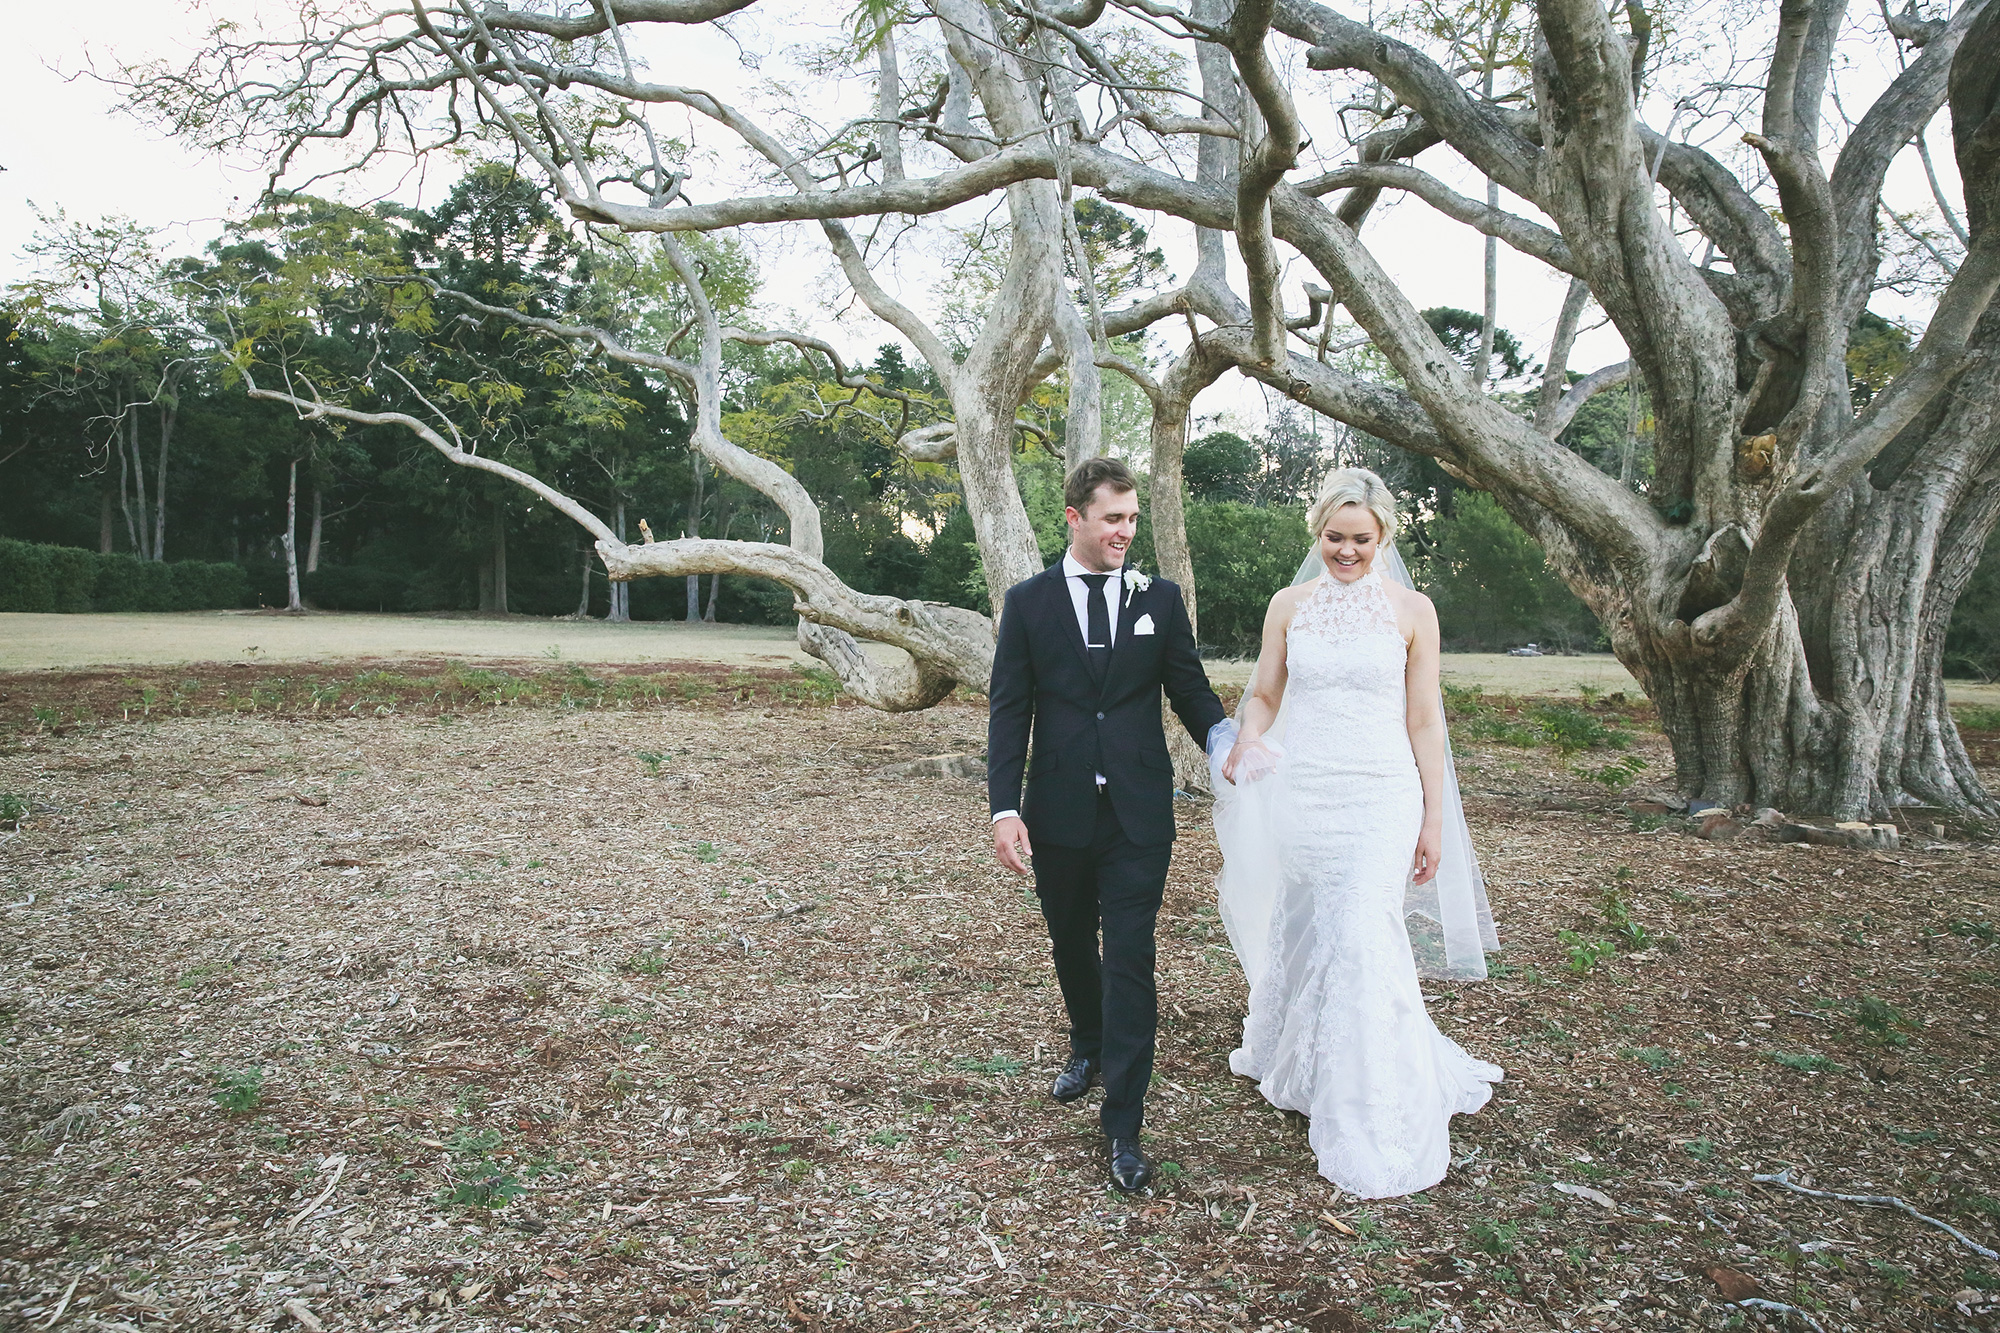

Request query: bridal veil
[{"left": 1209, "top": 542, "right": 1500, "bottom": 983}]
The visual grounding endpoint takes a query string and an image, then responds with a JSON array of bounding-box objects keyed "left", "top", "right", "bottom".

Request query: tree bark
[
  {"left": 152, "top": 395, "right": 175, "bottom": 562},
  {"left": 99, "top": 491, "right": 114, "bottom": 554},
  {"left": 491, "top": 499, "right": 508, "bottom": 615},
  {"left": 282, "top": 457, "right": 303, "bottom": 613},
  {"left": 685, "top": 459, "right": 704, "bottom": 622},
  {"left": 306, "top": 484, "right": 323, "bottom": 574},
  {"left": 609, "top": 499, "right": 632, "bottom": 623}
]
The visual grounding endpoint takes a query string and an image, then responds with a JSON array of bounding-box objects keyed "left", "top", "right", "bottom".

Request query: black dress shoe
[
  {"left": 1107, "top": 1137, "right": 1154, "bottom": 1193},
  {"left": 1050, "top": 1053, "right": 1099, "bottom": 1103}
]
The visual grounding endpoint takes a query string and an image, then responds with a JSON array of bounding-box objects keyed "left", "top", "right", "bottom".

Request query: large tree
[{"left": 124, "top": 0, "right": 2000, "bottom": 815}]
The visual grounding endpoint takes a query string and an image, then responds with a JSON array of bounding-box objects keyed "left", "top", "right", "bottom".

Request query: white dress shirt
[
  {"left": 992, "top": 551, "right": 1120, "bottom": 823},
  {"left": 1062, "top": 550, "right": 1121, "bottom": 649}
]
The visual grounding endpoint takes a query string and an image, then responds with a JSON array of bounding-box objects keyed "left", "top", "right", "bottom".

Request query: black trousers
[{"left": 1032, "top": 790, "right": 1173, "bottom": 1139}]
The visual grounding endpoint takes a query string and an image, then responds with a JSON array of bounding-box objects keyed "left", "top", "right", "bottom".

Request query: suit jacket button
[{"left": 1096, "top": 711, "right": 1105, "bottom": 720}]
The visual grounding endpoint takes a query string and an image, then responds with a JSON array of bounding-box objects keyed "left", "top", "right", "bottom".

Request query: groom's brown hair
[{"left": 1064, "top": 457, "right": 1138, "bottom": 515}]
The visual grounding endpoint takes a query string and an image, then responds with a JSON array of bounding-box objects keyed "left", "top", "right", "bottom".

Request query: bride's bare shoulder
[
  {"left": 1269, "top": 580, "right": 1318, "bottom": 614},
  {"left": 1382, "top": 580, "right": 1435, "bottom": 615}
]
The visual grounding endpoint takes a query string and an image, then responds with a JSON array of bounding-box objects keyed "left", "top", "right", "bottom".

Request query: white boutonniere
[{"left": 1122, "top": 567, "right": 1152, "bottom": 606}]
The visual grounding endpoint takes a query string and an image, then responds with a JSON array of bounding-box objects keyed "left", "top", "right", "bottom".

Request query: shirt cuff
[{"left": 991, "top": 810, "right": 1020, "bottom": 824}]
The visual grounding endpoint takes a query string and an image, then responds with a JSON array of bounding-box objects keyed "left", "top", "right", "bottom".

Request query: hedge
[{"left": 0, "top": 539, "right": 250, "bottom": 613}]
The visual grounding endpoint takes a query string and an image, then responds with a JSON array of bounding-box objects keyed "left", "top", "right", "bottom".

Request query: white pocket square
[{"left": 1133, "top": 614, "right": 1157, "bottom": 636}]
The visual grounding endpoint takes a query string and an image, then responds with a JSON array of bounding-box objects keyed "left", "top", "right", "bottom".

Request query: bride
[{"left": 1214, "top": 467, "right": 1502, "bottom": 1199}]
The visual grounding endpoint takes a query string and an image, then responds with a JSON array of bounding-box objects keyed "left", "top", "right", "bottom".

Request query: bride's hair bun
[{"left": 1308, "top": 467, "right": 1398, "bottom": 542}]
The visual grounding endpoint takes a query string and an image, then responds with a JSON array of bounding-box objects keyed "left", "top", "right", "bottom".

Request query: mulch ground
[{"left": 1, "top": 667, "right": 1997, "bottom": 1333}]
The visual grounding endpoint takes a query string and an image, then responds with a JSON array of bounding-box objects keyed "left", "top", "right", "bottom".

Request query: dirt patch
[{"left": 1, "top": 690, "right": 1997, "bottom": 1332}]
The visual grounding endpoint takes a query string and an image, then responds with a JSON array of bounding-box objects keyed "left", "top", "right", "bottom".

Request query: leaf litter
[{"left": 0, "top": 666, "right": 1996, "bottom": 1331}]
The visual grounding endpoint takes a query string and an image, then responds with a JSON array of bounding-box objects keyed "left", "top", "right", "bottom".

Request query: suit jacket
[{"left": 987, "top": 561, "right": 1226, "bottom": 848}]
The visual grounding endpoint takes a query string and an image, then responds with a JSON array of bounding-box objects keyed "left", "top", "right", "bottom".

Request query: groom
[{"left": 988, "top": 458, "right": 1228, "bottom": 1192}]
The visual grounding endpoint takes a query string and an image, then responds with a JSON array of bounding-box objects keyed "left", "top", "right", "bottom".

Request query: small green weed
[
  {"left": 867, "top": 1128, "right": 910, "bottom": 1148},
  {"left": 177, "top": 961, "right": 236, "bottom": 990},
  {"left": 0, "top": 793, "right": 26, "bottom": 824},
  {"left": 1870, "top": 1260, "right": 1912, "bottom": 1293},
  {"left": 1953, "top": 704, "right": 2000, "bottom": 731},
  {"left": 1558, "top": 930, "right": 1617, "bottom": 975},
  {"left": 1587, "top": 755, "right": 1647, "bottom": 790},
  {"left": 1468, "top": 1219, "right": 1519, "bottom": 1256},
  {"left": 1889, "top": 1127, "right": 1939, "bottom": 1146},
  {"left": 1947, "top": 918, "right": 1996, "bottom": 943},
  {"left": 694, "top": 842, "right": 720, "bottom": 864},
  {"left": 773, "top": 665, "right": 841, "bottom": 705},
  {"left": 621, "top": 950, "right": 669, "bottom": 976},
  {"left": 211, "top": 1067, "right": 264, "bottom": 1115},
  {"left": 1529, "top": 704, "right": 1630, "bottom": 755},
  {"left": 445, "top": 1127, "right": 503, "bottom": 1157},
  {"left": 438, "top": 1161, "right": 524, "bottom": 1209},
  {"left": 1769, "top": 1050, "right": 1840, "bottom": 1073},
  {"left": 784, "top": 1158, "right": 812, "bottom": 1182},
  {"left": 1685, "top": 1137, "right": 1717, "bottom": 1161},
  {"left": 1621, "top": 1046, "right": 1678, "bottom": 1072},
  {"left": 635, "top": 751, "right": 667, "bottom": 776},
  {"left": 1846, "top": 995, "right": 1917, "bottom": 1046},
  {"left": 953, "top": 1055, "right": 1026, "bottom": 1075}
]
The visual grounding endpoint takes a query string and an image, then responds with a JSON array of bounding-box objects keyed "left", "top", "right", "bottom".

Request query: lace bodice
[
  {"left": 1289, "top": 570, "right": 1402, "bottom": 643},
  {"left": 1283, "top": 572, "right": 1410, "bottom": 778}
]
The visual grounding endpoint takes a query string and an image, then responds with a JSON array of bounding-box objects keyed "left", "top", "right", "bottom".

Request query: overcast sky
[{"left": 2, "top": 0, "right": 1965, "bottom": 442}]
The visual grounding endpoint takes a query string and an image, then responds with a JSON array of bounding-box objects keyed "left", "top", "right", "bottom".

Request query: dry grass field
[{"left": 1, "top": 663, "right": 1997, "bottom": 1332}]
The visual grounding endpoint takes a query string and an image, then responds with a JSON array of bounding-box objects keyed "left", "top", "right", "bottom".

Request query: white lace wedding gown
[{"left": 1229, "top": 572, "right": 1502, "bottom": 1198}]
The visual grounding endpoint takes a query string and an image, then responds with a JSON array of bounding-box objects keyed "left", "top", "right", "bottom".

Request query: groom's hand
[{"left": 992, "top": 816, "right": 1033, "bottom": 875}]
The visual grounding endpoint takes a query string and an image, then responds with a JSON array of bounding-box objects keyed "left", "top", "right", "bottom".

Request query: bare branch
[
  {"left": 1297, "top": 162, "right": 1576, "bottom": 274},
  {"left": 1541, "top": 360, "right": 1633, "bottom": 438}
]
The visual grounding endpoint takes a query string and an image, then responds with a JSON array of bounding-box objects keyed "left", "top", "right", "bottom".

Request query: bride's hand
[
  {"left": 1222, "top": 737, "right": 1275, "bottom": 785},
  {"left": 1412, "top": 823, "right": 1443, "bottom": 885}
]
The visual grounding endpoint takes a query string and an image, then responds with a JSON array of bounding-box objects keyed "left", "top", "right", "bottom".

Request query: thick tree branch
[
  {"left": 1278, "top": 0, "right": 1541, "bottom": 201},
  {"left": 1229, "top": 0, "right": 1306, "bottom": 366},
  {"left": 1298, "top": 162, "right": 1577, "bottom": 273},
  {"left": 1541, "top": 360, "right": 1632, "bottom": 438},
  {"left": 1700, "top": 226, "right": 2000, "bottom": 654}
]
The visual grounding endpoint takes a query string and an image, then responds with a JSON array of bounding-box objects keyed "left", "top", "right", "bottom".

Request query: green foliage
[
  {"left": 635, "top": 751, "right": 666, "bottom": 776},
  {"left": 1845, "top": 995, "right": 1916, "bottom": 1047},
  {"left": 1069, "top": 200, "right": 1170, "bottom": 305},
  {"left": 952, "top": 1055, "right": 1026, "bottom": 1075},
  {"left": 1956, "top": 705, "right": 2000, "bottom": 731},
  {"left": 1557, "top": 930, "right": 1616, "bottom": 975},
  {"left": 0, "top": 794, "right": 26, "bottom": 825},
  {"left": 211, "top": 1066, "right": 264, "bottom": 1114},
  {"left": 1848, "top": 310, "right": 1912, "bottom": 409},
  {"left": 1768, "top": 1050, "right": 1841, "bottom": 1073},
  {"left": 1621, "top": 1046, "right": 1678, "bottom": 1072},
  {"left": 1528, "top": 703, "right": 1630, "bottom": 755},
  {"left": 1185, "top": 431, "right": 1261, "bottom": 502},
  {"left": 1420, "top": 307, "right": 1529, "bottom": 380},
  {"left": 1185, "top": 501, "right": 1312, "bottom": 652},
  {"left": 1467, "top": 1218, "right": 1519, "bottom": 1256},
  {"left": 0, "top": 539, "right": 248, "bottom": 612},
  {"left": 1946, "top": 531, "right": 2000, "bottom": 681},
  {"left": 438, "top": 1159, "right": 524, "bottom": 1209},
  {"left": 1418, "top": 493, "right": 1597, "bottom": 651}
]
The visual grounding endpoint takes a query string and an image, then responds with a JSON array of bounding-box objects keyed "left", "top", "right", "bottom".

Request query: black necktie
[{"left": 1081, "top": 573, "right": 1112, "bottom": 683}]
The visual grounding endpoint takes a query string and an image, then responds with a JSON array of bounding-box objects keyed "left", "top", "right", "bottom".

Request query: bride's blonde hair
[{"left": 1307, "top": 467, "right": 1398, "bottom": 542}]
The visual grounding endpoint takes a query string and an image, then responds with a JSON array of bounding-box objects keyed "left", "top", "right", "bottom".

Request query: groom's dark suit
[{"left": 988, "top": 559, "right": 1226, "bottom": 1138}]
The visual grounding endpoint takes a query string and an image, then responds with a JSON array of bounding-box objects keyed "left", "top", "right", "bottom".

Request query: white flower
[{"left": 1122, "top": 567, "right": 1152, "bottom": 605}]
